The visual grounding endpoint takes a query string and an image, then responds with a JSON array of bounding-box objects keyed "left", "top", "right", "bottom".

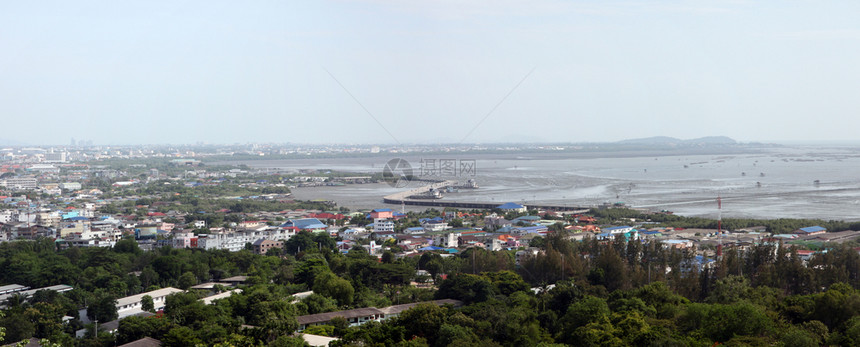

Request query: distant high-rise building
[{"left": 70, "top": 138, "right": 76, "bottom": 146}]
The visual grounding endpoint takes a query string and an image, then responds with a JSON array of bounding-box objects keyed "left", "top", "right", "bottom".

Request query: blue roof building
[
  {"left": 497, "top": 202, "right": 526, "bottom": 211},
  {"left": 405, "top": 227, "right": 425, "bottom": 234},
  {"left": 796, "top": 226, "right": 826, "bottom": 235},
  {"left": 280, "top": 218, "right": 327, "bottom": 232}
]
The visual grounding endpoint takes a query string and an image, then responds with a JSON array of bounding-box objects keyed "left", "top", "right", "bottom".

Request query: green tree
[
  {"left": 397, "top": 303, "right": 447, "bottom": 342},
  {"left": 141, "top": 295, "right": 154, "bottom": 312},
  {"left": 178, "top": 271, "right": 198, "bottom": 290},
  {"left": 162, "top": 326, "right": 202, "bottom": 346},
  {"left": 313, "top": 272, "right": 355, "bottom": 306},
  {"left": 436, "top": 274, "right": 495, "bottom": 304},
  {"left": 87, "top": 291, "right": 118, "bottom": 323},
  {"left": 117, "top": 315, "right": 172, "bottom": 344},
  {"left": 268, "top": 335, "right": 311, "bottom": 347},
  {"left": 300, "top": 294, "right": 338, "bottom": 314}
]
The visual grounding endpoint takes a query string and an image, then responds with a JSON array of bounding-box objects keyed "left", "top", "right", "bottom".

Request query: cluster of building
[
  {"left": 0, "top": 283, "right": 74, "bottom": 309},
  {"left": 75, "top": 276, "right": 250, "bottom": 338},
  {"left": 0, "top": 143, "right": 573, "bottom": 165}
]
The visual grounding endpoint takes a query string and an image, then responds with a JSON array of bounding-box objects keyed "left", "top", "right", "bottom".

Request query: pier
[{"left": 382, "top": 180, "right": 592, "bottom": 212}]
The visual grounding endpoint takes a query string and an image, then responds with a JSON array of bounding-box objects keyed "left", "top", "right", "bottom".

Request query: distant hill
[{"left": 617, "top": 136, "right": 736, "bottom": 145}]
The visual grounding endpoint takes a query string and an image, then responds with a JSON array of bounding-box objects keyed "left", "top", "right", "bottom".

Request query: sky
[{"left": 2, "top": 1, "right": 860, "bottom": 145}]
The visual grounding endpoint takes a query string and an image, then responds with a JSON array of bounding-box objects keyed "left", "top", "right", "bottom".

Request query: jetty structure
[{"left": 382, "top": 180, "right": 591, "bottom": 212}]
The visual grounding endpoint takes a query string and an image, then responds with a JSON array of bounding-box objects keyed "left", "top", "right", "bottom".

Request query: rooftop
[
  {"left": 201, "top": 289, "right": 242, "bottom": 305},
  {"left": 296, "top": 307, "right": 384, "bottom": 325},
  {"left": 377, "top": 299, "right": 463, "bottom": 315},
  {"left": 117, "top": 287, "right": 183, "bottom": 308},
  {"left": 119, "top": 337, "right": 162, "bottom": 347},
  {"left": 799, "top": 226, "right": 827, "bottom": 233},
  {"left": 497, "top": 202, "right": 525, "bottom": 209}
]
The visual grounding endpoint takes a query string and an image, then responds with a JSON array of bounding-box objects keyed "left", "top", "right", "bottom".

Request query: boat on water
[{"left": 454, "top": 179, "right": 479, "bottom": 189}]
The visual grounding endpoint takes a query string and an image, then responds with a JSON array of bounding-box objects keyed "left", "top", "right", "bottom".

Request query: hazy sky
[{"left": 3, "top": 1, "right": 860, "bottom": 145}]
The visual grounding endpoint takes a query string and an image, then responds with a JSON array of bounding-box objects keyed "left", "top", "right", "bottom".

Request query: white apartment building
[
  {"left": 0, "top": 210, "right": 17, "bottom": 224},
  {"left": 116, "top": 287, "right": 183, "bottom": 318},
  {"left": 196, "top": 228, "right": 295, "bottom": 252},
  {"left": 422, "top": 220, "right": 449, "bottom": 232},
  {"left": 373, "top": 218, "right": 395, "bottom": 233},
  {"left": 0, "top": 177, "right": 37, "bottom": 190},
  {"left": 79, "top": 287, "right": 184, "bottom": 324},
  {"left": 59, "top": 182, "right": 82, "bottom": 191}
]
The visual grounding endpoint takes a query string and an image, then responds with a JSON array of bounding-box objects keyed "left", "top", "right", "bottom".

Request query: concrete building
[
  {"left": 280, "top": 218, "right": 327, "bottom": 233},
  {"left": 369, "top": 209, "right": 394, "bottom": 219},
  {"left": 197, "top": 229, "right": 294, "bottom": 252},
  {"left": 252, "top": 239, "right": 284, "bottom": 255},
  {"left": 0, "top": 210, "right": 17, "bottom": 223},
  {"left": 373, "top": 218, "right": 395, "bottom": 233},
  {"left": 0, "top": 177, "right": 38, "bottom": 190},
  {"left": 422, "top": 220, "right": 449, "bottom": 232},
  {"left": 435, "top": 232, "right": 460, "bottom": 248},
  {"left": 59, "top": 182, "right": 82, "bottom": 191}
]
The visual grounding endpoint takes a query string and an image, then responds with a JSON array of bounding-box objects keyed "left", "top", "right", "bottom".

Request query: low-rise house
[
  {"left": 200, "top": 289, "right": 243, "bottom": 305},
  {"left": 221, "top": 276, "right": 248, "bottom": 286},
  {"left": 297, "top": 307, "right": 385, "bottom": 331},
  {"left": 85, "top": 287, "right": 185, "bottom": 323},
  {"left": 512, "top": 226, "right": 548, "bottom": 236},
  {"left": 422, "top": 220, "right": 448, "bottom": 232},
  {"left": 396, "top": 235, "right": 429, "bottom": 250},
  {"left": 796, "top": 250, "right": 817, "bottom": 263},
  {"left": 484, "top": 215, "right": 512, "bottom": 231},
  {"left": 511, "top": 215, "right": 541, "bottom": 225},
  {"left": 296, "top": 299, "right": 462, "bottom": 331},
  {"left": 661, "top": 239, "right": 693, "bottom": 249},
  {"left": 403, "top": 227, "right": 425, "bottom": 234},
  {"left": 516, "top": 248, "right": 542, "bottom": 266}
]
